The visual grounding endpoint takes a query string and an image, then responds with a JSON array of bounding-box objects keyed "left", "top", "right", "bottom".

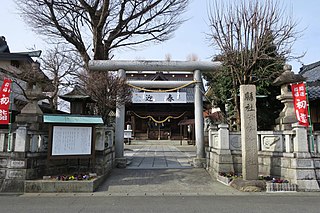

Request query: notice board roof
[{"left": 43, "top": 114, "right": 104, "bottom": 124}]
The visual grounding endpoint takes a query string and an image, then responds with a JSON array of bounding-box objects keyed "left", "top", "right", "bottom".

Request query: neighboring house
[
  {"left": 0, "top": 36, "right": 54, "bottom": 125},
  {"left": 299, "top": 61, "right": 320, "bottom": 130},
  {"left": 126, "top": 71, "right": 202, "bottom": 140}
]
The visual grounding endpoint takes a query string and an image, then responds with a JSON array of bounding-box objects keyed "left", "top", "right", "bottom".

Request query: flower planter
[
  {"left": 24, "top": 174, "right": 107, "bottom": 193},
  {"left": 217, "top": 175, "right": 233, "bottom": 185}
]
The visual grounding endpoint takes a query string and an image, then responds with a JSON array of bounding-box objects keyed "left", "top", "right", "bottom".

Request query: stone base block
[
  {"left": 216, "top": 164, "right": 234, "bottom": 174},
  {"left": 0, "top": 179, "right": 25, "bottom": 192},
  {"left": 193, "top": 158, "right": 206, "bottom": 168},
  {"left": 296, "top": 180, "right": 320, "bottom": 192},
  {"left": 115, "top": 158, "right": 127, "bottom": 168},
  {"left": 16, "top": 114, "right": 43, "bottom": 123}
]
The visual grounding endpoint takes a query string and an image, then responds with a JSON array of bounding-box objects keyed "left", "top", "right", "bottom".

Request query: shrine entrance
[
  {"left": 88, "top": 60, "right": 221, "bottom": 167},
  {"left": 125, "top": 70, "right": 195, "bottom": 141},
  {"left": 132, "top": 109, "right": 189, "bottom": 141}
]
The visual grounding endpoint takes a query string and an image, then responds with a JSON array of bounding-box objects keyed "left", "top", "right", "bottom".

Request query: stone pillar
[
  {"left": 240, "top": 85, "right": 258, "bottom": 180},
  {"left": 216, "top": 124, "right": 234, "bottom": 174},
  {"left": 289, "top": 123, "right": 320, "bottom": 191},
  {"left": 95, "top": 126, "right": 106, "bottom": 151},
  {"left": 95, "top": 126, "right": 115, "bottom": 175},
  {"left": 0, "top": 133, "right": 5, "bottom": 152},
  {"left": 115, "top": 69, "right": 126, "bottom": 168},
  {"left": 217, "top": 124, "right": 230, "bottom": 150},
  {"left": 193, "top": 69, "right": 205, "bottom": 167},
  {"left": 14, "top": 124, "right": 28, "bottom": 152},
  {"left": 208, "top": 126, "right": 217, "bottom": 148},
  {"left": 292, "top": 123, "right": 309, "bottom": 154}
]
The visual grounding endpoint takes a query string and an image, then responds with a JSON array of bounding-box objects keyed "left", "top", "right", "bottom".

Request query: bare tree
[
  {"left": 40, "top": 45, "right": 82, "bottom": 111},
  {"left": 16, "top": 0, "right": 189, "bottom": 64},
  {"left": 79, "top": 71, "right": 132, "bottom": 124},
  {"left": 207, "top": 0, "right": 300, "bottom": 129},
  {"left": 186, "top": 53, "right": 198, "bottom": 61},
  {"left": 16, "top": 0, "right": 189, "bottom": 122}
]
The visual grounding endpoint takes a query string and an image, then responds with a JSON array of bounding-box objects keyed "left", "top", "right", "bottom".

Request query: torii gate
[{"left": 88, "top": 60, "right": 221, "bottom": 167}]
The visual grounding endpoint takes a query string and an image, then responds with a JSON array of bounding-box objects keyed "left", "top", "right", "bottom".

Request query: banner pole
[
  {"left": 7, "top": 79, "right": 13, "bottom": 152},
  {"left": 304, "top": 81, "right": 315, "bottom": 152}
]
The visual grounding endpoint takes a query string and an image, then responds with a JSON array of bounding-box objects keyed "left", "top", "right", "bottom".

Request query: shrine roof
[
  {"left": 299, "top": 61, "right": 320, "bottom": 82},
  {"left": 299, "top": 61, "right": 320, "bottom": 100},
  {"left": 59, "top": 85, "right": 95, "bottom": 103},
  {"left": 0, "top": 52, "right": 34, "bottom": 62},
  {"left": 305, "top": 81, "right": 320, "bottom": 101}
]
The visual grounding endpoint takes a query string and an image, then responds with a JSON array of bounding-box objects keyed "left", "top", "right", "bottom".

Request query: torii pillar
[
  {"left": 88, "top": 60, "right": 221, "bottom": 168},
  {"left": 193, "top": 69, "right": 205, "bottom": 167},
  {"left": 114, "top": 69, "right": 126, "bottom": 167}
]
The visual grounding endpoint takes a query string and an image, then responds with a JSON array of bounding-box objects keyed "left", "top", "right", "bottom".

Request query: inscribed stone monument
[{"left": 240, "top": 85, "right": 258, "bottom": 180}]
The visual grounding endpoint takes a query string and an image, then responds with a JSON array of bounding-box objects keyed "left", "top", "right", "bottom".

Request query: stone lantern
[
  {"left": 16, "top": 62, "right": 48, "bottom": 130},
  {"left": 273, "top": 64, "right": 305, "bottom": 130},
  {"left": 59, "top": 85, "right": 95, "bottom": 115}
]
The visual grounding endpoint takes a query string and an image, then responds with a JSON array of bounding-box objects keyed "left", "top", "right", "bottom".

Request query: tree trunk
[{"left": 232, "top": 69, "right": 241, "bottom": 131}]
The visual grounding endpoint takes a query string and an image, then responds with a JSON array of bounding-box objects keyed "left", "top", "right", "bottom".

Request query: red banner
[
  {"left": 0, "top": 79, "right": 12, "bottom": 124},
  {"left": 291, "top": 82, "right": 309, "bottom": 127}
]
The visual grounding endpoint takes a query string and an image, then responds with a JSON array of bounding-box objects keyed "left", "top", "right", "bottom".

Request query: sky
[{"left": 1, "top": 0, "right": 320, "bottom": 72}]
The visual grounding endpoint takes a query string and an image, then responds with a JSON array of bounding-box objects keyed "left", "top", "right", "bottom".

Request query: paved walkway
[
  {"left": 96, "top": 168, "right": 243, "bottom": 195},
  {"left": 96, "top": 142, "right": 244, "bottom": 195},
  {"left": 125, "top": 144, "right": 195, "bottom": 169}
]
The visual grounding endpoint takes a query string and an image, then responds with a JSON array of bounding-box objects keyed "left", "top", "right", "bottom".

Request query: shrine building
[{"left": 125, "top": 70, "right": 202, "bottom": 141}]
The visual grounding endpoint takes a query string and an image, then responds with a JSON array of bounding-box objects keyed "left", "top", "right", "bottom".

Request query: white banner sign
[{"left": 132, "top": 92, "right": 187, "bottom": 103}]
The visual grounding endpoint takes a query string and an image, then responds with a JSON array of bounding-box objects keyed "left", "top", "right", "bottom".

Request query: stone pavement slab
[
  {"left": 96, "top": 168, "right": 243, "bottom": 195},
  {"left": 95, "top": 143, "right": 243, "bottom": 195},
  {"left": 125, "top": 145, "right": 195, "bottom": 169}
]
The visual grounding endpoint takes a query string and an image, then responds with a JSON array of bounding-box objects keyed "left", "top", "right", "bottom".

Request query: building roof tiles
[{"left": 299, "top": 61, "right": 320, "bottom": 100}]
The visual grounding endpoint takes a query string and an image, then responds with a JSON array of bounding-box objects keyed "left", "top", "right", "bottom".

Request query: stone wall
[
  {"left": 0, "top": 126, "right": 115, "bottom": 192},
  {"left": 207, "top": 124, "right": 320, "bottom": 191},
  {"left": 0, "top": 128, "right": 49, "bottom": 192},
  {"left": 94, "top": 127, "right": 115, "bottom": 175}
]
